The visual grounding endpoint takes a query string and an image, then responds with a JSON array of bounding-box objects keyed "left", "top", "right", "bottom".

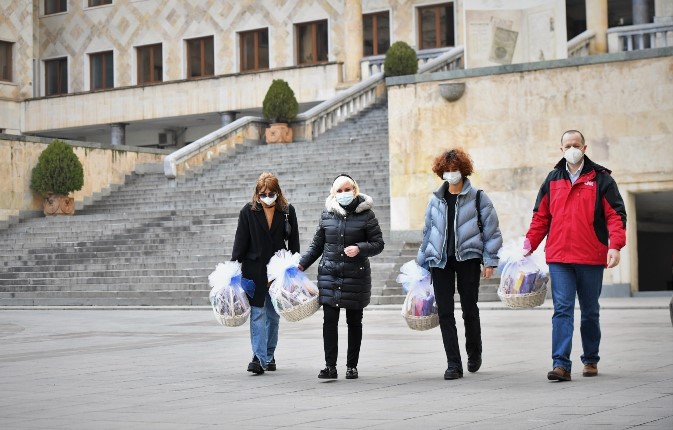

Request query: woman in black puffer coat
[{"left": 299, "top": 174, "right": 384, "bottom": 380}]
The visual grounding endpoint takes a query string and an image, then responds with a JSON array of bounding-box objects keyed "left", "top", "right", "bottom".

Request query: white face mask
[
  {"left": 260, "top": 195, "right": 277, "bottom": 206},
  {"left": 564, "top": 146, "right": 584, "bottom": 164},
  {"left": 442, "top": 171, "right": 462, "bottom": 185},
  {"left": 336, "top": 191, "right": 355, "bottom": 206}
]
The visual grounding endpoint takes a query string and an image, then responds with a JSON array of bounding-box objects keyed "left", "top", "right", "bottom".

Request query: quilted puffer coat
[{"left": 299, "top": 193, "right": 385, "bottom": 309}]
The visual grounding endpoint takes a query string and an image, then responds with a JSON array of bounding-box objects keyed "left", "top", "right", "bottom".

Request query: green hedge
[
  {"left": 384, "top": 41, "right": 418, "bottom": 77},
  {"left": 262, "top": 79, "right": 299, "bottom": 123}
]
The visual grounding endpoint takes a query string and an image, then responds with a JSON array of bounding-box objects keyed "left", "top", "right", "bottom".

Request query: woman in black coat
[
  {"left": 299, "top": 174, "right": 384, "bottom": 380},
  {"left": 231, "top": 172, "right": 300, "bottom": 375}
]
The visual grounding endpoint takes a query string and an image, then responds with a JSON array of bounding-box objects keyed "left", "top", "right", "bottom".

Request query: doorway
[{"left": 636, "top": 191, "right": 673, "bottom": 292}]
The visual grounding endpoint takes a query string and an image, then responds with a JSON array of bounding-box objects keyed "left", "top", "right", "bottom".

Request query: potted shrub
[
  {"left": 30, "top": 139, "right": 84, "bottom": 216},
  {"left": 262, "top": 79, "right": 299, "bottom": 144},
  {"left": 384, "top": 41, "right": 418, "bottom": 77}
]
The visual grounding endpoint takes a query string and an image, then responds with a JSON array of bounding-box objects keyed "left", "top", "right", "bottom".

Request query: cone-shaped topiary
[
  {"left": 262, "top": 79, "right": 299, "bottom": 123},
  {"left": 30, "top": 139, "right": 84, "bottom": 196},
  {"left": 384, "top": 41, "right": 418, "bottom": 77}
]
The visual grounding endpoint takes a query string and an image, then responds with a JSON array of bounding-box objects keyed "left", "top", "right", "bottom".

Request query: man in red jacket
[{"left": 525, "top": 130, "right": 626, "bottom": 382}]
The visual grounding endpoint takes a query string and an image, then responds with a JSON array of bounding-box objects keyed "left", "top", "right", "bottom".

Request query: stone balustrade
[
  {"left": 361, "top": 46, "right": 464, "bottom": 78},
  {"left": 568, "top": 30, "right": 596, "bottom": 57},
  {"left": 608, "top": 22, "right": 673, "bottom": 52}
]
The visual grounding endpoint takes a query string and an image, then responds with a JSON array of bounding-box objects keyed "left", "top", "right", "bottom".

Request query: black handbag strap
[{"left": 475, "top": 189, "right": 483, "bottom": 234}]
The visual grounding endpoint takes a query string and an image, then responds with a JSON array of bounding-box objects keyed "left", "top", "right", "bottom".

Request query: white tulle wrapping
[
  {"left": 208, "top": 261, "right": 251, "bottom": 326},
  {"left": 267, "top": 250, "right": 319, "bottom": 320},
  {"left": 397, "top": 260, "right": 438, "bottom": 327}
]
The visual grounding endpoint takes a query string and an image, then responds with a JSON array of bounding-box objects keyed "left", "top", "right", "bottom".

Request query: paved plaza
[{"left": 1, "top": 297, "right": 672, "bottom": 430}]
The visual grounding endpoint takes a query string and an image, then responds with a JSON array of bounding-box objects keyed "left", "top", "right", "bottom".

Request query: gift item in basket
[
  {"left": 497, "top": 258, "right": 550, "bottom": 309},
  {"left": 397, "top": 260, "right": 440, "bottom": 331},
  {"left": 267, "top": 250, "right": 321, "bottom": 322},
  {"left": 208, "top": 261, "right": 255, "bottom": 327}
]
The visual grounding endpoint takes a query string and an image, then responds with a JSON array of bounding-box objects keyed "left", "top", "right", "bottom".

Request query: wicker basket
[
  {"left": 277, "top": 295, "right": 320, "bottom": 322},
  {"left": 402, "top": 312, "right": 439, "bottom": 331},
  {"left": 497, "top": 287, "right": 548, "bottom": 309},
  {"left": 212, "top": 307, "right": 250, "bottom": 327}
]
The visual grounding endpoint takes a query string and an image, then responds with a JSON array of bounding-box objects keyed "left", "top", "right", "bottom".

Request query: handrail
[
  {"left": 418, "top": 46, "right": 465, "bottom": 73},
  {"left": 567, "top": 29, "right": 596, "bottom": 57},
  {"left": 163, "top": 116, "right": 266, "bottom": 178}
]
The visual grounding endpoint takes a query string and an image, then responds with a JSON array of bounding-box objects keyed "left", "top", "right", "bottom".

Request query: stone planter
[
  {"left": 43, "top": 193, "right": 75, "bottom": 216},
  {"left": 265, "top": 123, "right": 293, "bottom": 144}
]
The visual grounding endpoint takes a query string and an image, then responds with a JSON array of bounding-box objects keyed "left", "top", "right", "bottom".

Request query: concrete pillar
[
  {"left": 633, "top": 0, "right": 650, "bottom": 25},
  {"left": 586, "top": 0, "right": 608, "bottom": 53},
  {"left": 110, "top": 123, "right": 128, "bottom": 146},
  {"left": 343, "top": 0, "right": 363, "bottom": 83},
  {"left": 220, "top": 111, "right": 238, "bottom": 127},
  {"left": 654, "top": 0, "right": 673, "bottom": 24}
]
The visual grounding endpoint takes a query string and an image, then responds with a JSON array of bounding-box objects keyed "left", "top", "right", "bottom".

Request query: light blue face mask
[{"left": 336, "top": 191, "right": 354, "bottom": 206}]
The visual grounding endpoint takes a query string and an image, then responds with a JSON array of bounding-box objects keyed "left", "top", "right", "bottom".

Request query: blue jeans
[
  {"left": 249, "top": 292, "right": 280, "bottom": 368},
  {"left": 549, "top": 263, "right": 604, "bottom": 372}
]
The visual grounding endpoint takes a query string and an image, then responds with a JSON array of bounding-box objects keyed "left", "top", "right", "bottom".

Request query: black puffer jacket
[{"left": 299, "top": 193, "right": 384, "bottom": 309}]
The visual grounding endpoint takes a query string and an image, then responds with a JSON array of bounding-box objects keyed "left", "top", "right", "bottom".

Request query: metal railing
[
  {"left": 294, "top": 45, "right": 465, "bottom": 142},
  {"left": 607, "top": 22, "right": 673, "bottom": 52},
  {"left": 567, "top": 30, "right": 596, "bottom": 57}
]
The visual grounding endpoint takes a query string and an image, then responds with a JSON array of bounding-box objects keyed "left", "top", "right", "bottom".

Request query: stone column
[
  {"left": 110, "top": 123, "right": 128, "bottom": 146},
  {"left": 633, "top": 0, "right": 650, "bottom": 24},
  {"left": 220, "top": 111, "right": 238, "bottom": 127},
  {"left": 586, "top": 0, "right": 608, "bottom": 53},
  {"left": 343, "top": 0, "right": 363, "bottom": 83},
  {"left": 654, "top": 0, "right": 673, "bottom": 24}
]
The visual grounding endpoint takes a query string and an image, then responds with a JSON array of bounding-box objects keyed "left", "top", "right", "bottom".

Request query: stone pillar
[
  {"left": 586, "top": 0, "right": 608, "bottom": 53},
  {"left": 633, "top": 0, "right": 650, "bottom": 24},
  {"left": 343, "top": 0, "right": 363, "bottom": 83},
  {"left": 110, "top": 123, "right": 128, "bottom": 146},
  {"left": 654, "top": 0, "right": 673, "bottom": 24},
  {"left": 220, "top": 111, "right": 238, "bottom": 127}
]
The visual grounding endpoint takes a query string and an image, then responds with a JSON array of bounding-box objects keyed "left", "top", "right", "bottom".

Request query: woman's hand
[
  {"left": 482, "top": 267, "right": 494, "bottom": 279},
  {"left": 344, "top": 246, "right": 360, "bottom": 258}
]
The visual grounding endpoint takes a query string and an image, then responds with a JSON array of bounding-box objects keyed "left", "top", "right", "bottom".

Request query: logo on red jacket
[{"left": 584, "top": 181, "right": 594, "bottom": 187}]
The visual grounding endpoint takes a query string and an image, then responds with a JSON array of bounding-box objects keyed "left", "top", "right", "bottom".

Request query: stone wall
[
  {"left": 387, "top": 48, "right": 673, "bottom": 289},
  {"left": 0, "top": 135, "right": 167, "bottom": 222}
]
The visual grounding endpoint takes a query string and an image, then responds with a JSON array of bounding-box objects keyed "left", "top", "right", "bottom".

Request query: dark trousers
[
  {"left": 322, "top": 304, "right": 364, "bottom": 368},
  {"left": 432, "top": 257, "right": 482, "bottom": 370}
]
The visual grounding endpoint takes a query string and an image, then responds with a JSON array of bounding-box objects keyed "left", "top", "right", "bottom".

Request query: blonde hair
[
  {"left": 330, "top": 174, "right": 359, "bottom": 197},
  {"left": 250, "top": 172, "right": 289, "bottom": 211}
]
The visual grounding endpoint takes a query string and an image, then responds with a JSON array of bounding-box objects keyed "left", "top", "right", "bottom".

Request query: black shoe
[
  {"left": 318, "top": 366, "right": 338, "bottom": 379},
  {"left": 444, "top": 367, "right": 464, "bottom": 380},
  {"left": 345, "top": 367, "right": 358, "bottom": 379},
  {"left": 467, "top": 356, "right": 482, "bottom": 373},
  {"left": 267, "top": 358, "right": 276, "bottom": 371},
  {"left": 247, "top": 356, "right": 265, "bottom": 375}
]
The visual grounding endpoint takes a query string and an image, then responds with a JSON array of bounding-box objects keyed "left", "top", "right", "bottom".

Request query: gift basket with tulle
[
  {"left": 208, "top": 261, "right": 255, "bottom": 327},
  {"left": 496, "top": 238, "right": 549, "bottom": 309},
  {"left": 267, "top": 250, "right": 320, "bottom": 322},
  {"left": 397, "top": 260, "right": 439, "bottom": 331}
]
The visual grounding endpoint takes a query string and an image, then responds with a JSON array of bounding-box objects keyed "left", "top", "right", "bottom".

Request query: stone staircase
[{"left": 0, "top": 103, "right": 420, "bottom": 306}]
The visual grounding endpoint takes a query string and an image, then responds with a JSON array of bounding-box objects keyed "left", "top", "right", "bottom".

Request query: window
[
  {"left": 88, "top": 0, "right": 112, "bottom": 6},
  {"left": 296, "top": 20, "right": 328, "bottom": 64},
  {"left": 363, "top": 12, "right": 390, "bottom": 56},
  {"left": 45, "top": 58, "right": 67, "bottom": 96},
  {"left": 90, "top": 51, "right": 113, "bottom": 90},
  {"left": 240, "top": 29, "right": 269, "bottom": 72},
  {"left": 418, "top": 3, "right": 454, "bottom": 50},
  {"left": 186, "top": 36, "right": 214, "bottom": 78},
  {"left": 44, "top": 0, "right": 67, "bottom": 15},
  {"left": 0, "top": 41, "right": 12, "bottom": 82},
  {"left": 137, "top": 44, "right": 162, "bottom": 84}
]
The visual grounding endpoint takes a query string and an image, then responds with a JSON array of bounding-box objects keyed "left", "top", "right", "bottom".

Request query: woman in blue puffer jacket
[{"left": 417, "top": 148, "right": 502, "bottom": 380}]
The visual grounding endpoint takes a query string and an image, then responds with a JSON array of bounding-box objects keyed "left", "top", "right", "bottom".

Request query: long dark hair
[{"left": 249, "top": 172, "right": 289, "bottom": 212}]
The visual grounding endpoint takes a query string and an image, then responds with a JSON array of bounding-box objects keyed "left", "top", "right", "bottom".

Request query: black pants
[
  {"left": 322, "top": 304, "right": 363, "bottom": 368},
  {"left": 432, "top": 257, "right": 482, "bottom": 371}
]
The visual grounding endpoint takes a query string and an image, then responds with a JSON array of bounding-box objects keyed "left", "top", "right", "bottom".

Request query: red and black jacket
[{"left": 526, "top": 156, "right": 626, "bottom": 266}]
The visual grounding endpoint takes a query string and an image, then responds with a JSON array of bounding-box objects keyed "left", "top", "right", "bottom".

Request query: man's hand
[
  {"left": 483, "top": 267, "right": 494, "bottom": 279},
  {"left": 523, "top": 237, "right": 532, "bottom": 257},
  {"left": 344, "top": 246, "right": 360, "bottom": 258},
  {"left": 607, "top": 249, "right": 620, "bottom": 268}
]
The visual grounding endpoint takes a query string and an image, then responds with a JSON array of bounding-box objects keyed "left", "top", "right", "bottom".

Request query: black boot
[
  {"left": 467, "top": 355, "right": 482, "bottom": 373},
  {"left": 247, "top": 356, "right": 265, "bottom": 375},
  {"left": 345, "top": 367, "right": 358, "bottom": 379},
  {"left": 318, "top": 365, "right": 338, "bottom": 379}
]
